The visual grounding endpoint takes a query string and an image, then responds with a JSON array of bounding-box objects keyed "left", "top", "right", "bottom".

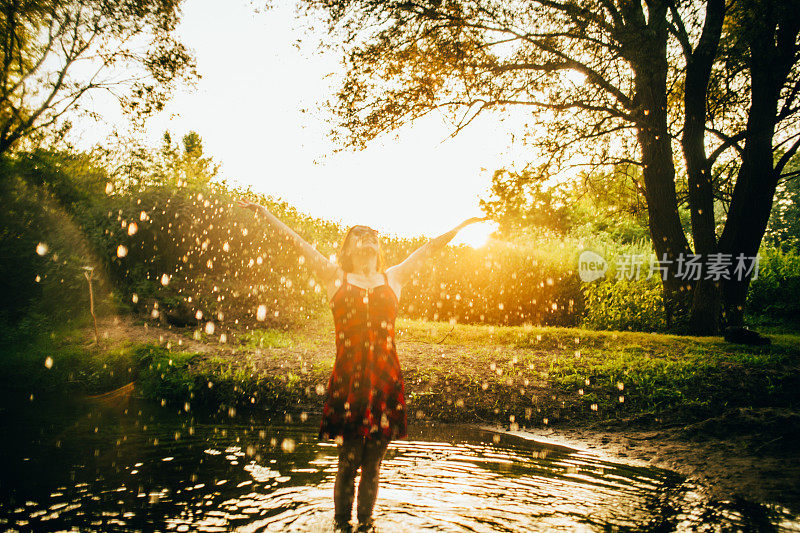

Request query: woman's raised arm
[
  {"left": 237, "top": 199, "right": 339, "bottom": 284},
  {"left": 386, "top": 217, "right": 488, "bottom": 286}
]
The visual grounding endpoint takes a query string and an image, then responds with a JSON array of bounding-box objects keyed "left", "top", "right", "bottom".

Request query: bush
[
  {"left": 747, "top": 246, "right": 800, "bottom": 322},
  {"left": 582, "top": 276, "right": 667, "bottom": 332}
]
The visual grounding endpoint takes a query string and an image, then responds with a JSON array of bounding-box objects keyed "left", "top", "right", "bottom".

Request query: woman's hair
[{"left": 337, "top": 225, "right": 384, "bottom": 273}]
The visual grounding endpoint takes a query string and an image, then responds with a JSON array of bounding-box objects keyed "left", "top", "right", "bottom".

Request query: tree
[
  {"left": 0, "top": 0, "right": 196, "bottom": 157},
  {"left": 157, "top": 131, "right": 219, "bottom": 188},
  {"left": 301, "top": 0, "right": 800, "bottom": 333},
  {"left": 481, "top": 163, "right": 651, "bottom": 241},
  {"left": 714, "top": 0, "right": 800, "bottom": 329}
]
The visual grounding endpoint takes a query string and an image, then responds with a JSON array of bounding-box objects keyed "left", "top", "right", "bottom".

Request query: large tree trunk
[
  {"left": 627, "top": 2, "right": 693, "bottom": 329},
  {"left": 682, "top": 0, "right": 725, "bottom": 334},
  {"left": 718, "top": 99, "right": 779, "bottom": 328},
  {"left": 717, "top": 0, "right": 799, "bottom": 328}
]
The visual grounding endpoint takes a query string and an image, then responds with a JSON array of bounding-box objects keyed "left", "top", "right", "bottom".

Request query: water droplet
[
  {"left": 256, "top": 305, "right": 267, "bottom": 321},
  {"left": 281, "top": 438, "right": 296, "bottom": 453},
  {"left": 205, "top": 321, "right": 215, "bottom": 335},
  {"left": 132, "top": 293, "right": 139, "bottom": 304},
  {"left": 36, "top": 243, "right": 48, "bottom": 256},
  {"left": 160, "top": 274, "right": 170, "bottom": 286},
  {"left": 127, "top": 222, "right": 138, "bottom": 235},
  {"left": 116, "top": 245, "right": 128, "bottom": 258},
  {"left": 105, "top": 182, "right": 114, "bottom": 194},
  {"left": 44, "top": 357, "right": 53, "bottom": 369},
  {"left": 195, "top": 310, "right": 203, "bottom": 320}
]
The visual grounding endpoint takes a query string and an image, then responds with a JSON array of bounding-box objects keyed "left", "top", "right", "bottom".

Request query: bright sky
[{"left": 74, "top": 0, "right": 525, "bottom": 244}]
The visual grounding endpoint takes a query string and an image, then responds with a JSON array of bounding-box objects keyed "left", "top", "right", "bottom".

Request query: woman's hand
[
  {"left": 387, "top": 215, "right": 493, "bottom": 286},
  {"left": 236, "top": 198, "right": 263, "bottom": 213},
  {"left": 456, "top": 216, "right": 490, "bottom": 231}
]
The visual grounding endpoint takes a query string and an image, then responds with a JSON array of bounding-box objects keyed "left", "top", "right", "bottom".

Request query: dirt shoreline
[{"left": 486, "top": 418, "right": 800, "bottom": 516}]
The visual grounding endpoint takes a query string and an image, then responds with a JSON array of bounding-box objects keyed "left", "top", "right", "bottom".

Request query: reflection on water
[{"left": 0, "top": 398, "right": 797, "bottom": 532}]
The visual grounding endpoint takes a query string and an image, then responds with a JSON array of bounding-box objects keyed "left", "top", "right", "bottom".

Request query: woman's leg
[
  {"left": 334, "top": 435, "right": 364, "bottom": 524},
  {"left": 356, "top": 436, "right": 390, "bottom": 524}
]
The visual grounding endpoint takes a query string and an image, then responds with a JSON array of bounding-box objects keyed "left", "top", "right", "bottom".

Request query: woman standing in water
[{"left": 238, "top": 198, "right": 484, "bottom": 531}]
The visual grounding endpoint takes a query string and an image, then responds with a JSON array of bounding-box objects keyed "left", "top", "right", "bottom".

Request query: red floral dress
[{"left": 319, "top": 271, "right": 408, "bottom": 441}]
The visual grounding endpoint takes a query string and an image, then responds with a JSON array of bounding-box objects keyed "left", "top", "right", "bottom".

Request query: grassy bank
[{"left": 3, "top": 316, "right": 799, "bottom": 433}]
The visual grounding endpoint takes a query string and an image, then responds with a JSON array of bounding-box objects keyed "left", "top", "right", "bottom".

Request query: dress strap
[{"left": 382, "top": 272, "right": 389, "bottom": 286}]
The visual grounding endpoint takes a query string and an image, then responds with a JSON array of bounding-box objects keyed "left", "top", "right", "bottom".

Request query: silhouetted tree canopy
[{"left": 0, "top": 0, "right": 197, "bottom": 156}]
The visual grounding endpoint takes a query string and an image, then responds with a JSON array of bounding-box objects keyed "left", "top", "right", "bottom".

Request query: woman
[{"left": 238, "top": 198, "right": 483, "bottom": 531}]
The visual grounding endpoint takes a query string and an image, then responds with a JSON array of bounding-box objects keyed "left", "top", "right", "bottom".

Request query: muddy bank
[{"left": 495, "top": 408, "right": 800, "bottom": 515}]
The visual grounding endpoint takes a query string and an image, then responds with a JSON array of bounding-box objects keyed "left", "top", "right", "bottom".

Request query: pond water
[{"left": 0, "top": 398, "right": 797, "bottom": 532}]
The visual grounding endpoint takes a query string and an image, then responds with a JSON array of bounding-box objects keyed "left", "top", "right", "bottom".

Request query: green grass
[
  {"left": 240, "top": 328, "right": 294, "bottom": 349},
  {"left": 3, "top": 316, "right": 799, "bottom": 430}
]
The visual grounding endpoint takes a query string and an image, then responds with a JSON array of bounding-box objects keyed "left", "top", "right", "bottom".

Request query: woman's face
[{"left": 348, "top": 226, "right": 379, "bottom": 257}]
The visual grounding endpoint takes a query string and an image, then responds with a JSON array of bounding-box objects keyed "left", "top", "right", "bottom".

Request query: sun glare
[{"left": 452, "top": 220, "right": 498, "bottom": 248}]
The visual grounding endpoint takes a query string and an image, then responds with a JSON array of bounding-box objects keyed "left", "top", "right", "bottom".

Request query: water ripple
[{"left": 0, "top": 400, "right": 797, "bottom": 532}]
